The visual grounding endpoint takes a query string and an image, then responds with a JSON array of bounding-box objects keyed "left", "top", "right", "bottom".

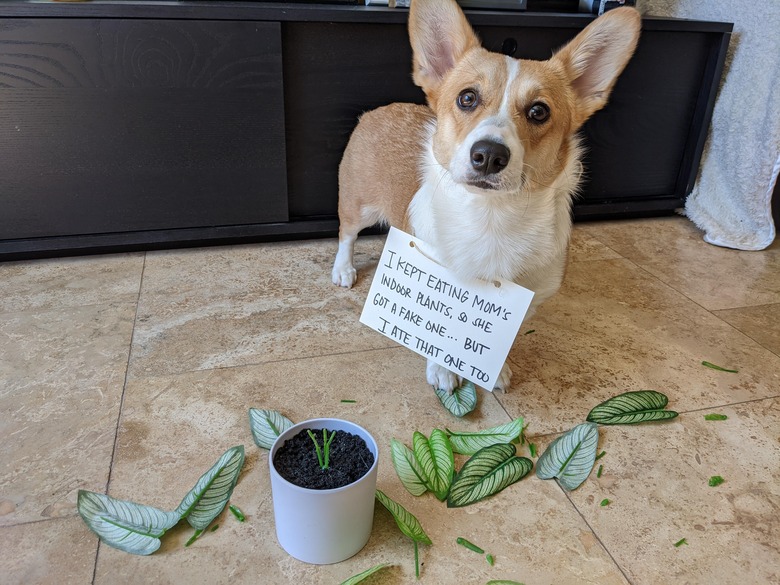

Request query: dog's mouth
[{"left": 463, "top": 172, "right": 526, "bottom": 193}]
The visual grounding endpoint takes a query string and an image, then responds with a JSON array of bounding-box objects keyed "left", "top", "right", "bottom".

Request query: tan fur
[{"left": 333, "top": 0, "right": 641, "bottom": 392}]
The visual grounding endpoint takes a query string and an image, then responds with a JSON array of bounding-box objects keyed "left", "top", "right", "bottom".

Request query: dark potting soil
[{"left": 273, "top": 428, "right": 375, "bottom": 490}]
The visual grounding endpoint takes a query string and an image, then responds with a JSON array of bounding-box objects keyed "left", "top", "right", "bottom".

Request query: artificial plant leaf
[
  {"left": 390, "top": 439, "right": 429, "bottom": 497},
  {"left": 412, "top": 430, "right": 454, "bottom": 501},
  {"left": 375, "top": 489, "right": 432, "bottom": 545},
  {"left": 586, "top": 390, "right": 678, "bottom": 425},
  {"left": 446, "top": 443, "right": 532, "bottom": 508},
  {"left": 175, "top": 445, "right": 245, "bottom": 530},
  {"left": 339, "top": 563, "right": 391, "bottom": 585},
  {"left": 77, "top": 490, "right": 180, "bottom": 556},
  {"left": 248, "top": 408, "right": 294, "bottom": 449},
  {"left": 446, "top": 417, "right": 524, "bottom": 455},
  {"left": 536, "top": 422, "right": 599, "bottom": 491},
  {"left": 434, "top": 380, "right": 477, "bottom": 417}
]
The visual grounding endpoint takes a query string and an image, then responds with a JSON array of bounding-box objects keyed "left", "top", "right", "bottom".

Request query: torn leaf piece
[
  {"left": 77, "top": 490, "right": 180, "bottom": 556},
  {"left": 587, "top": 390, "right": 678, "bottom": 425},
  {"left": 704, "top": 413, "right": 728, "bottom": 421},
  {"left": 391, "top": 439, "right": 429, "bottom": 497},
  {"left": 339, "top": 563, "right": 391, "bottom": 585},
  {"left": 248, "top": 408, "right": 294, "bottom": 449},
  {"left": 175, "top": 446, "right": 245, "bottom": 530},
  {"left": 446, "top": 418, "right": 524, "bottom": 455},
  {"left": 708, "top": 475, "right": 725, "bottom": 487},
  {"left": 447, "top": 443, "right": 532, "bottom": 508},
  {"left": 413, "top": 430, "right": 454, "bottom": 501},
  {"left": 702, "top": 361, "right": 738, "bottom": 373},
  {"left": 434, "top": 380, "right": 477, "bottom": 418},
  {"left": 536, "top": 422, "right": 599, "bottom": 491},
  {"left": 375, "top": 490, "right": 432, "bottom": 545}
]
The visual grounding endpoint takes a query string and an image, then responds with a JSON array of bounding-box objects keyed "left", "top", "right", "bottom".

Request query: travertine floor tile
[
  {"left": 0, "top": 303, "right": 135, "bottom": 526},
  {"left": 0, "top": 253, "right": 143, "bottom": 314},
  {"left": 561, "top": 398, "right": 780, "bottom": 584},
  {"left": 128, "top": 237, "right": 390, "bottom": 378},
  {"left": 95, "top": 348, "right": 626, "bottom": 584},
  {"left": 569, "top": 227, "right": 623, "bottom": 263},
  {"left": 0, "top": 517, "right": 97, "bottom": 585},
  {"left": 578, "top": 217, "right": 780, "bottom": 311},
  {"left": 714, "top": 303, "right": 780, "bottom": 358},
  {"left": 501, "top": 258, "right": 780, "bottom": 435}
]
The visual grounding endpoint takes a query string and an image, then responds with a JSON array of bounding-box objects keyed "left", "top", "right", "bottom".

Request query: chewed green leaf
[
  {"left": 487, "top": 579, "right": 526, "bottom": 584},
  {"left": 339, "top": 563, "right": 391, "bottom": 585},
  {"left": 447, "top": 443, "right": 532, "bottom": 508},
  {"left": 390, "top": 439, "right": 428, "bottom": 497},
  {"left": 446, "top": 418, "right": 524, "bottom": 455},
  {"left": 77, "top": 490, "right": 179, "bottom": 556},
  {"left": 175, "top": 446, "right": 245, "bottom": 530},
  {"left": 248, "top": 409, "right": 293, "bottom": 449},
  {"left": 413, "top": 430, "right": 454, "bottom": 501},
  {"left": 536, "top": 422, "right": 599, "bottom": 491},
  {"left": 375, "top": 489, "right": 432, "bottom": 545},
  {"left": 587, "top": 391, "right": 678, "bottom": 425},
  {"left": 702, "top": 361, "right": 738, "bottom": 373},
  {"left": 434, "top": 380, "right": 477, "bottom": 418}
]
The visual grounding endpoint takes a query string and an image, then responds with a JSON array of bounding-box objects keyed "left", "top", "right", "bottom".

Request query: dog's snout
[{"left": 470, "top": 140, "right": 510, "bottom": 175}]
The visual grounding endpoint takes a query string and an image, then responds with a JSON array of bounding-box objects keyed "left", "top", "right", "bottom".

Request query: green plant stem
[
  {"left": 323, "top": 429, "right": 336, "bottom": 469},
  {"left": 414, "top": 540, "right": 420, "bottom": 580},
  {"left": 456, "top": 536, "right": 485, "bottom": 554}
]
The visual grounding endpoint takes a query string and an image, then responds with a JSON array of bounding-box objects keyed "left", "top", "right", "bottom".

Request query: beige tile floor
[{"left": 1, "top": 216, "right": 778, "bottom": 585}]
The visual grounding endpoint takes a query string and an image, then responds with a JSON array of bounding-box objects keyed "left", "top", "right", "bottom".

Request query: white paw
[
  {"left": 331, "top": 264, "right": 357, "bottom": 288},
  {"left": 427, "top": 361, "right": 461, "bottom": 394},
  {"left": 493, "top": 363, "right": 512, "bottom": 393}
]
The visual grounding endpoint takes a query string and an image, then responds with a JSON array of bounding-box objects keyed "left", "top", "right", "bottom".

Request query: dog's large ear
[
  {"left": 553, "top": 7, "right": 641, "bottom": 128},
  {"left": 409, "top": 0, "right": 480, "bottom": 95}
]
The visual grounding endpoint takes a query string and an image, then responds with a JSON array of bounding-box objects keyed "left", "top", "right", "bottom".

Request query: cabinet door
[{"left": 0, "top": 19, "right": 287, "bottom": 240}]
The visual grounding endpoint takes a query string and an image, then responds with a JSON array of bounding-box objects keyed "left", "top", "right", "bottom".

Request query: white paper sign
[{"left": 360, "top": 227, "right": 534, "bottom": 389}]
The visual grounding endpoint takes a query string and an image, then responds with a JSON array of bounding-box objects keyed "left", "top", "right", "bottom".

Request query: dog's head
[{"left": 409, "top": 0, "right": 641, "bottom": 194}]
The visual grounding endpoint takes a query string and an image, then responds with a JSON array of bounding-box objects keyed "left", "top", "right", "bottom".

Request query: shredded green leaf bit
[
  {"left": 704, "top": 413, "right": 728, "bottom": 421},
  {"left": 701, "top": 361, "right": 738, "bottom": 373},
  {"left": 456, "top": 536, "right": 485, "bottom": 554},
  {"left": 708, "top": 475, "right": 725, "bottom": 487},
  {"left": 674, "top": 538, "right": 688, "bottom": 548}
]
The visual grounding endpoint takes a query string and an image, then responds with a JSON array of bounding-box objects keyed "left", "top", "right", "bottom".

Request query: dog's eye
[
  {"left": 457, "top": 89, "right": 479, "bottom": 110},
  {"left": 527, "top": 102, "right": 550, "bottom": 123}
]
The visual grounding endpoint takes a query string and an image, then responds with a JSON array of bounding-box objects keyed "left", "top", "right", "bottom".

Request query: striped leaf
[
  {"left": 339, "top": 563, "right": 391, "bottom": 585},
  {"left": 375, "top": 489, "right": 432, "bottom": 545},
  {"left": 536, "top": 422, "right": 598, "bottom": 491},
  {"left": 434, "top": 380, "right": 477, "bottom": 418},
  {"left": 175, "top": 446, "right": 245, "bottom": 530},
  {"left": 390, "top": 439, "right": 429, "bottom": 496},
  {"left": 248, "top": 408, "right": 294, "bottom": 449},
  {"left": 587, "top": 391, "right": 678, "bottom": 425},
  {"left": 446, "top": 443, "right": 532, "bottom": 508},
  {"left": 446, "top": 418, "right": 524, "bottom": 455},
  {"left": 77, "top": 490, "right": 180, "bottom": 556},
  {"left": 412, "top": 430, "right": 454, "bottom": 501}
]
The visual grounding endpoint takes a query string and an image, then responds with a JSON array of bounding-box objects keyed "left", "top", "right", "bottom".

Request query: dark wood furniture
[{"left": 0, "top": 2, "right": 732, "bottom": 260}]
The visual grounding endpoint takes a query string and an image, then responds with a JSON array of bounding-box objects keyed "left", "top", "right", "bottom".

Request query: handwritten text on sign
[{"left": 360, "top": 227, "right": 534, "bottom": 389}]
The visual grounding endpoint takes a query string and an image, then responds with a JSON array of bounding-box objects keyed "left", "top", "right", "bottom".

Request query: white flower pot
[{"left": 269, "top": 418, "right": 379, "bottom": 564}]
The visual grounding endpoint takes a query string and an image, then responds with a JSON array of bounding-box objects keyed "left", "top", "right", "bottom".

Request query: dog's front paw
[
  {"left": 331, "top": 264, "right": 357, "bottom": 288},
  {"left": 493, "top": 362, "right": 512, "bottom": 393},
  {"left": 427, "top": 361, "right": 461, "bottom": 394}
]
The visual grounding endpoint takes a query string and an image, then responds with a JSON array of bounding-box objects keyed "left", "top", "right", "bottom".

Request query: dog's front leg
[
  {"left": 426, "top": 360, "right": 461, "bottom": 394},
  {"left": 332, "top": 230, "right": 358, "bottom": 288}
]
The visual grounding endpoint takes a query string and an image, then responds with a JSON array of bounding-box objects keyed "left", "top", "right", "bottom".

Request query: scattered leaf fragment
[
  {"left": 600, "top": 498, "right": 610, "bottom": 507},
  {"left": 229, "top": 504, "right": 245, "bottom": 522},
  {"left": 704, "top": 413, "right": 728, "bottom": 421},
  {"left": 701, "top": 361, "right": 738, "bottom": 373},
  {"left": 447, "top": 444, "right": 532, "bottom": 507},
  {"left": 341, "top": 399, "right": 357, "bottom": 403},
  {"left": 587, "top": 390, "right": 678, "bottom": 425},
  {"left": 597, "top": 464, "right": 603, "bottom": 478},
  {"left": 248, "top": 409, "right": 293, "bottom": 449},
  {"left": 434, "top": 380, "right": 478, "bottom": 417},
  {"left": 487, "top": 581, "right": 525, "bottom": 585},
  {"left": 375, "top": 490, "right": 431, "bottom": 580},
  {"left": 529, "top": 443, "right": 537, "bottom": 458},
  {"left": 185, "top": 529, "right": 203, "bottom": 547},
  {"left": 446, "top": 418, "right": 524, "bottom": 455},
  {"left": 674, "top": 538, "right": 688, "bottom": 547},
  {"left": 536, "top": 422, "right": 599, "bottom": 491},
  {"left": 456, "top": 536, "right": 485, "bottom": 554},
  {"left": 595, "top": 450, "right": 606, "bottom": 460},
  {"left": 708, "top": 475, "right": 725, "bottom": 487},
  {"left": 486, "top": 553, "right": 495, "bottom": 566},
  {"left": 209, "top": 524, "right": 219, "bottom": 532},
  {"left": 339, "top": 563, "right": 391, "bottom": 585},
  {"left": 524, "top": 329, "right": 535, "bottom": 335}
]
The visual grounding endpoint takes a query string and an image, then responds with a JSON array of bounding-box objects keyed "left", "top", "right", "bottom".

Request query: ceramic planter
[{"left": 269, "top": 418, "right": 379, "bottom": 564}]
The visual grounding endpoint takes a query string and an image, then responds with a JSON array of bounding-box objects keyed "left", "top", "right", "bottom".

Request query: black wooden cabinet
[{"left": 0, "top": 2, "right": 731, "bottom": 260}]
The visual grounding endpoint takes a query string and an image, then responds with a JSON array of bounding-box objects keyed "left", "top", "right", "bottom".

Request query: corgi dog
[{"left": 332, "top": 0, "right": 640, "bottom": 393}]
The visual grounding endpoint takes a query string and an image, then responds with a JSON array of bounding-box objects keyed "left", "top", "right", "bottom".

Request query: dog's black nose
[{"left": 470, "top": 140, "right": 510, "bottom": 175}]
